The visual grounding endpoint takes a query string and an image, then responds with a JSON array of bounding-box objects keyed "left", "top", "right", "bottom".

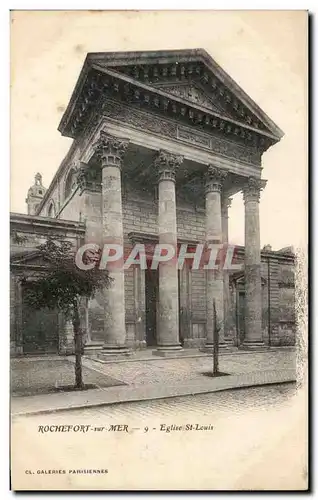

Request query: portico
[
  {"left": 27, "top": 49, "right": 289, "bottom": 355},
  {"left": 72, "top": 127, "right": 268, "bottom": 355}
]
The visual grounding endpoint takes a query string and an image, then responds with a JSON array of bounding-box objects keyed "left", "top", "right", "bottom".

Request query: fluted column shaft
[
  {"left": 155, "top": 150, "right": 183, "bottom": 354},
  {"left": 95, "top": 131, "right": 129, "bottom": 353},
  {"left": 204, "top": 166, "right": 227, "bottom": 349},
  {"left": 243, "top": 177, "right": 267, "bottom": 347}
]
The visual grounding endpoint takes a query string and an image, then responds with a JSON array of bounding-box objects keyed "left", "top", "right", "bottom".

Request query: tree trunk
[
  {"left": 72, "top": 302, "right": 84, "bottom": 389},
  {"left": 213, "top": 299, "right": 219, "bottom": 375}
]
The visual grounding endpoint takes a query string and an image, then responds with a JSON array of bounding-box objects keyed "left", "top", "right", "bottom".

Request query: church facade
[{"left": 10, "top": 49, "right": 296, "bottom": 356}]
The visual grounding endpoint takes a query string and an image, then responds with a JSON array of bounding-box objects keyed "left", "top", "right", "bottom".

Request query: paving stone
[
  {"left": 82, "top": 350, "right": 296, "bottom": 387},
  {"left": 10, "top": 351, "right": 296, "bottom": 416}
]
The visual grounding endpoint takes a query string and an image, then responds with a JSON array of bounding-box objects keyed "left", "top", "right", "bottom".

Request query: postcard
[{"left": 10, "top": 10, "right": 308, "bottom": 491}]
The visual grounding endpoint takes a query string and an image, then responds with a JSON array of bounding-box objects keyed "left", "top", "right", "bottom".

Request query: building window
[{"left": 47, "top": 201, "right": 55, "bottom": 218}]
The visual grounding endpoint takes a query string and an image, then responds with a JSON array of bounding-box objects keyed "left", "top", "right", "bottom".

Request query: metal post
[{"left": 213, "top": 299, "right": 219, "bottom": 375}]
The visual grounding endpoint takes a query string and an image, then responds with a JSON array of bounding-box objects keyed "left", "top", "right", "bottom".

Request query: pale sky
[{"left": 10, "top": 10, "right": 307, "bottom": 250}]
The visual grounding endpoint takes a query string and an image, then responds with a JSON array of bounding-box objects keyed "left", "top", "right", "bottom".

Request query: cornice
[
  {"left": 128, "top": 231, "right": 201, "bottom": 246},
  {"left": 10, "top": 212, "right": 86, "bottom": 234},
  {"left": 234, "top": 245, "right": 295, "bottom": 262},
  {"left": 195, "top": 49, "right": 284, "bottom": 139},
  {"left": 58, "top": 64, "right": 281, "bottom": 153},
  {"left": 59, "top": 49, "right": 284, "bottom": 140},
  {"left": 92, "top": 98, "right": 263, "bottom": 168},
  {"left": 97, "top": 66, "right": 269, "bottom": 135}
]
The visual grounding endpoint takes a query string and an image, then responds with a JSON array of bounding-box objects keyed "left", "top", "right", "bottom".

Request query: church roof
[{"left": 58, "top": 49, "right": 283, "bottom": 151}]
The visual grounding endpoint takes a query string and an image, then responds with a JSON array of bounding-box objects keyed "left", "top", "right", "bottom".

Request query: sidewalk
[{"left": 11, "top": 350, "right": 296, "bottom": 416}]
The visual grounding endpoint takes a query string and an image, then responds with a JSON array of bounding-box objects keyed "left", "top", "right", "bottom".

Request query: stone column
[
  {"left": 221, "top": 195, "right": 231, "bottom": 244},
  {"left": 242, "top": 177, "right": 267, "bottom": 349},
  {"left": 154, "top": 150, "right": 183, "bottom": 355},
  {"left": 203, "top": 165, "right": 227, "bottom": 351},
  {"left": 179, "top": 264, "right": 192, "bottom": 347},
  {"left": 94, "top": 131, "right": 130, "bottom": 355},
  {"left": 76, "top": 161, "right": 102, "bottom": 245},
  {"left": 221, "top": 195, "right": 233, "bottom": 345}
]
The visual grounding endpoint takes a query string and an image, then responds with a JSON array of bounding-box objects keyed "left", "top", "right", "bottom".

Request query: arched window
[
  {"left": 64, "top": 168, "right": 77, "bottom": 199},
  {"left": 47, "top": 200, "right": 55, "bottom": 218}
]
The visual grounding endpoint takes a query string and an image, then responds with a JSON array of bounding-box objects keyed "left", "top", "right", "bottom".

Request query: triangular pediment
[
  {"left": 59, "top": 49, "right": 284, "bottom": 143},
  {"left": 10, "top": 250, "right": 52, "bottom": 268},
  {"left": 154, "top": 82, "right": 230, "bottom": 116},
  {"left": 88, "top": 49, "right": 283, "bottom": 138}
]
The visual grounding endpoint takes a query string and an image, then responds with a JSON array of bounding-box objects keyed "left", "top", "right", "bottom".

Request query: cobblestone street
[{"left": 30, "top": 381, "right": 297, "bottom": 419}]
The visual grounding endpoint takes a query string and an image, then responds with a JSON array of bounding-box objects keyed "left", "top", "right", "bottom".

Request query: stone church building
[{"left": 10, "top": 49, "right": 296, "bottom": 356}]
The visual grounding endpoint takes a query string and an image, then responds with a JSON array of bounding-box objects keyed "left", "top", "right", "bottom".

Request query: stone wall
[
  {"left": 177, "top": 207, "right": 205, "bottom": 242},
  {"left": 190, "top": 269, "right": 207, "bottom": 347},
  {"left": 10, "top": 275, "right": 18, "bottom": 355},
  {"left": 58, "top": 190, "right": 83, "bottom": 222},
  {"left": 123, "top": 197, "right": 157, "bottom": 236},
  {"left": 38, "top": 180, "right": 60, "bottom": 218},
  {"left": 37, "top": 140, "right": 82, "bottom": 219},
  {"left": 270, "top": 259, "right": 296, "bottom": 346}
]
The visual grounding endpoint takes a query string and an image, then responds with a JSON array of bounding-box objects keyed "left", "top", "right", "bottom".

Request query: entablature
[
  {"left": 82, "top": 98, "right": 263, "bottom": 168},
  {"left": 84, "top": 116, "right": 263, "bottom": 182}
]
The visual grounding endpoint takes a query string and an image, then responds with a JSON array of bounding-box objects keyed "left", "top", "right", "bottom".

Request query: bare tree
[{"left": 20, "top": 239, "right": 110, "bottom": 389}]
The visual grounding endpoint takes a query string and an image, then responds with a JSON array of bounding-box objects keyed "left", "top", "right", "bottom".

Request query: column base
[
  {"left": 152, "top": 345, "right": 183, "bottom": 357},
  {"left": 240, "top": 340, "right": 267, "bottom": 351},
  {"left": 59, "top": 347, "right": 75, "bottom": 356},
  {"left": 97, "top": 346, "right": 132, "bottom": 360},
  {"left": 135, "top": 340, "right": 147, "bottom": 350},
  {"left": 200, "top": 342, "right": 232, "bottom": 353},
  {"left": 83, "top": 343, "right": 103, "bottom": 355},
  {"left": 224, "top": 338, "right": 235, "bottom": 346}
]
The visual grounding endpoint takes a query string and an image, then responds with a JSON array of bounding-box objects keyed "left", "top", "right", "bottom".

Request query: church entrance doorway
[{"left": 22, "top": 287, "right": 59, "bottom": 354}]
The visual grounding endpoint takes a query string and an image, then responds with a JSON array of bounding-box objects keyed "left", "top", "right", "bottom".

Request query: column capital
[
  {"left": 94, "top": 131, "right": 129, "bottom": 169},
  {"left": 205, "top": 165, "right": 228, "bottom": 194},
  {"left": 243, "top": 177, "right": 267, "bottom": 203},
  {"left": 155, "top": 150, "right": 183, "bottom": 182}
]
